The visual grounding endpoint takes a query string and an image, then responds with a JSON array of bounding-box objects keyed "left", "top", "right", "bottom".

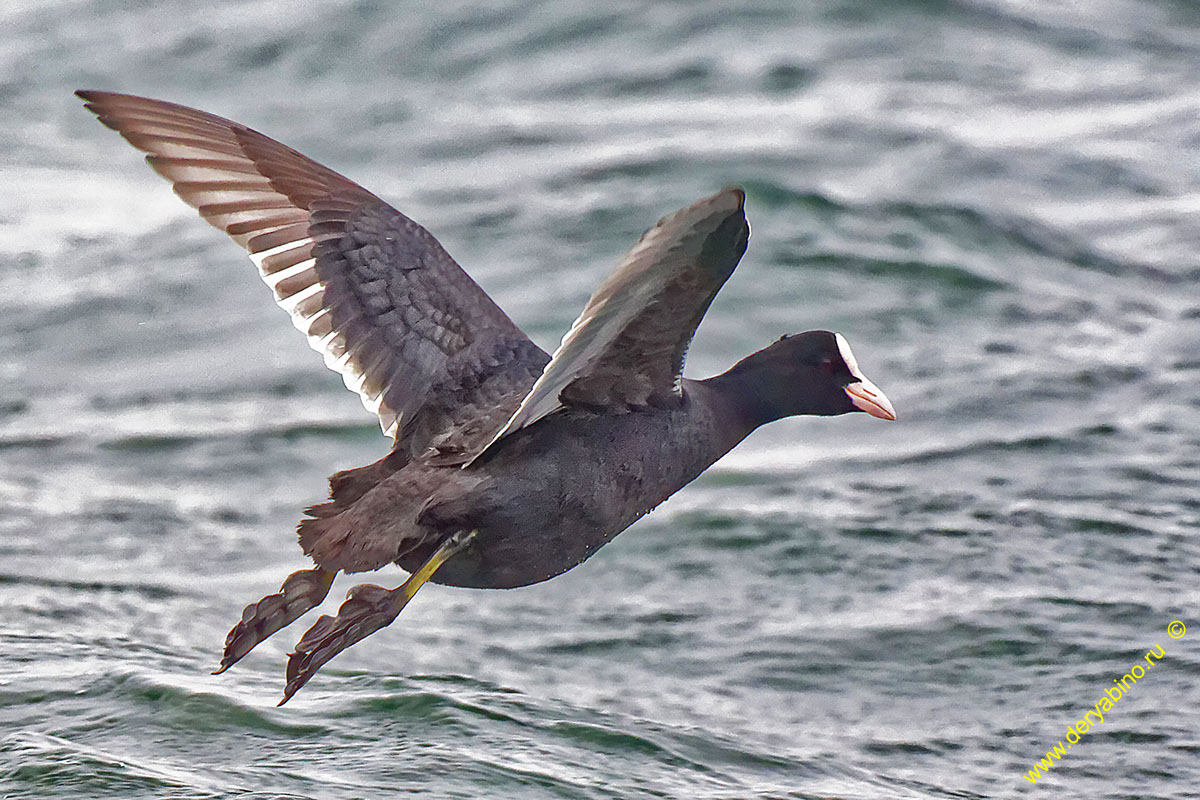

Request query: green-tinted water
[{"left": 3, "top": 1, "right": 1199, "bottom": 797}]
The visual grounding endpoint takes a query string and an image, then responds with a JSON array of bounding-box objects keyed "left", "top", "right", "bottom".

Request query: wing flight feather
[
  {"left": 471, "top": 188, "right": 748, "bottom": 462},
  {"left": 78, "top": 90, "right": 545, "bottom": 446}
]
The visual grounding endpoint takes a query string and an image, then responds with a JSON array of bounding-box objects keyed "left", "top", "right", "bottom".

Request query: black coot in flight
[{"left": 78, "top": 91, "right": 896, "bottom": 703}]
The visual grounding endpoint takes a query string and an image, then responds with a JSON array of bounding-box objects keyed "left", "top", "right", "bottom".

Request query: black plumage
[{"left": 78, "top": 90, "right": 896, "bottom": 703}]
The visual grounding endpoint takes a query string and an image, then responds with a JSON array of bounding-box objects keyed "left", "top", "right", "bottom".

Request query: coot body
[{"left": 77, "top": 89, "right": 895, "bottom": 701}]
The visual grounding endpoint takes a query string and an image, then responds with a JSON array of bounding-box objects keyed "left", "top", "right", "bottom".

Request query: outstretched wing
[
  {"left": 78, "top": 91, "right": 545, "bottom": 444},
  {"left": 472, "top": 188, "right": 749, "bottom": 462}
]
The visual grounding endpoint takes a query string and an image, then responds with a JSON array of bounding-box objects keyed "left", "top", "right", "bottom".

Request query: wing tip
[
  {"left": 700, "top": 187, "right": 747, "bottom": 230},
  {"left": 76, "top": 89, "right": 103, "bottom": 117},
  {"left": 720, "top": 186, "right": 746, "bottom": 209},
  {"left": 76, "top": 88, "right": 123, "bottom": 109},
  {"left": 75, "top": 88, "right": 108, "bottom": 102},
  {"left": 694, "top": 187, "right": 748, "bottom": 242},
  {"left": 76, "top": 90, "right": 130, "bottom": 129}
]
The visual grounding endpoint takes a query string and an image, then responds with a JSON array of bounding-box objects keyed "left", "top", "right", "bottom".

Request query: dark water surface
[{"left": 3, "top": 1, "right": 1200, "bottom": 798}]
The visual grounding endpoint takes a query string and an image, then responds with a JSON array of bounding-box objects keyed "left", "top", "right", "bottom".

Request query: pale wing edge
[
  {"left": 79, "top": 90, "right": 403, "bottom": 436},
  {"left": 467, "top": 188, "right": 746, "bottom": 464}
]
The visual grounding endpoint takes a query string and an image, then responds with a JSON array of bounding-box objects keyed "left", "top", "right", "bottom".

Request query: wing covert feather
[{"left": 472, "top": 188, "right": 748, "bottom": 462}]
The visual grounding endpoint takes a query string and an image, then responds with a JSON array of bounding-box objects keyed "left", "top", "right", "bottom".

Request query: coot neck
[{"left": 697, "top": 363, "right": 785, "bottom": 436}]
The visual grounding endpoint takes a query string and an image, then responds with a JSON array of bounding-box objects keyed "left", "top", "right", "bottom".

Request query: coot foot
[
  {"left": 279, "top": 530, "right": 478, "bottom": 704},
  {"left": 214, "top": 567, "right": 336, "bottom": 674}
]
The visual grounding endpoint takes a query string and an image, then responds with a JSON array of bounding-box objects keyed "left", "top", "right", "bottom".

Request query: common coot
[{"left": 77, "top": 91, "right": 896, "bottom": 703}]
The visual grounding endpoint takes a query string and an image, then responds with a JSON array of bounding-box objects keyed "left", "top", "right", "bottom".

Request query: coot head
[{"left": 722, "top": 330, "right": 895, "bottom": 426}]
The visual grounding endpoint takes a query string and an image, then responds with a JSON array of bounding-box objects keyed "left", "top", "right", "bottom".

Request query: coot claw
[
  {"left": 280, "top": 584, "right": 401, "bottom": 704},
  {"left": 214, "top": 567, "right": 335, "bottom": 674}
]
